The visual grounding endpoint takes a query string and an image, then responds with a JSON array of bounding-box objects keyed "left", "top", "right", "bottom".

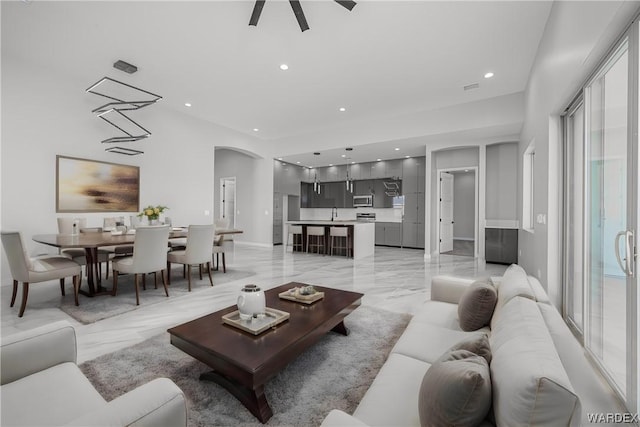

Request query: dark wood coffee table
[{"left": 167, "top": 282, "right": 363, "bottom": 423}]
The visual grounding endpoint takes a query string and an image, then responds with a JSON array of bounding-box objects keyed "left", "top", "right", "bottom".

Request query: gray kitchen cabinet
[
  {"left": 300, "top": 183, "right": 312, "bottom": 208},
  {"left": 485, "top": 228, "right": 518, "bottom": 264},
  {"left": 402, "top": 158, "right": 418, "bottom": 194},
  {"left": 273, "top": 192, "right": 283, "bottom": 245},
  {"left": 350, "top": 163, "right": 370, "bottom": 180},
  {"left": 386, "top": 159, "right": 403, "bottom": 178},
  {"left": 402, "top": 222, "right": 417, "bottom": 247},
  {"left": 375, "top": 222, "right": 402, "bottom": 247},
  {"left": 370, "top": 161, "right": 386, "bottom": 178},
  {"left": 375, "top": 223, "right": 386, "bottom": 245}
]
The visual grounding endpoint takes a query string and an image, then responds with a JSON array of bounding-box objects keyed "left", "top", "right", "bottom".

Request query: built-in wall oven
[{"left": 353, "top": 195, "right": 373, "bottom": 207}]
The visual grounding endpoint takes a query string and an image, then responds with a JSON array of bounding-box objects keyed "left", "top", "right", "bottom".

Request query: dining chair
[
  {"left": 167, "top": 224, "right": 214, "bottom": 291},
  {"left": 1, "top": 231, "right": 82, "bottom": 317},
  {"left": 111, "top": 225, "right": 171, "bottom": 305},
  {"left": 212, "top": 234, "right": 227, "bottom": 273},
  {"left": 102, "top": 216, "right": 134, "bottom": 258},
  {"left": 57, "top": 218, "right": 111, "bottom": 280}
]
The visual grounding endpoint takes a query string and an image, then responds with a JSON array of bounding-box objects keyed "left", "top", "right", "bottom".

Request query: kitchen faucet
[{"left": 331, "top": 207, "right": 338, "bottom": 222}]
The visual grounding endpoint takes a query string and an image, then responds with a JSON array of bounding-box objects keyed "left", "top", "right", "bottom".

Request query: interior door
[{"left": 439, "top": 172, "right": 454, "bottom": 253}]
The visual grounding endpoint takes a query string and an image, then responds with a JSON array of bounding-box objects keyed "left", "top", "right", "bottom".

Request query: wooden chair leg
[
  {"left": 222, "top": 253, "right": 226, "bottom": 273},
  {"left": 60, "top": 278, "right": 65, "bottom": 296},
  {"left": 105, "top": 261, "right": 109, "bottom": 279},
  {"left": 199, "top": 264, "right": 203, "bottom": 280},
  {"left": 167, "top": 261, "right": 172, "bottom": 285},
  {"left": 187, "top": 265, "right": 192, "bottom": 292},
  {"left": 154, "top": 271, "right": 158, "bottom": 289},
  {"left": 161, "top": 269, "right": 169, "bottom": 297},
  {"left": 10, "top": 280, "right": 18, "bottom": 307},
  {"left": 112, "top": 269, "right": 119, "bottom": 296},
  {"left": 73, "top": 275, "right": 80, "bottom": 306},
  {"left": 142, "top": 273, "right": 146, "bottom": 291},
  {"left": 207, "top": 262, "right": 213, "bottom": 286},
  {"left": 18, "top": 282, "right": 29, "bottom": 317},
  {"left": 134, "top": 274, "right": 140, "bottom": 305},
  {"left": 183, "top": 264, "right": 186, "bottom": 278}
]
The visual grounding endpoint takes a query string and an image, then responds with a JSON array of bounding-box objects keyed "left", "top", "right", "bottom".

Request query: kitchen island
[{"left": 285, "top": 221, "right": 375, "bottom": 259}]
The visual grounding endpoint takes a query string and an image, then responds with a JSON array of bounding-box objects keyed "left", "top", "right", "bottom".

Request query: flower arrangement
[{"left": 138, "top": 205, "right": 168, "bottom": 221}]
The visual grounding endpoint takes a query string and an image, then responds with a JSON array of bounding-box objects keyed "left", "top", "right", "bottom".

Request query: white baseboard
[{"left": 233, "top": 241, "right": 273, "bottom": 249}]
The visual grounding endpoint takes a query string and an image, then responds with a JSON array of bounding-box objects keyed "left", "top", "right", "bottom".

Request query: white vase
[{"left": 237, "top": 285, "right": 266, "bottom": 320}]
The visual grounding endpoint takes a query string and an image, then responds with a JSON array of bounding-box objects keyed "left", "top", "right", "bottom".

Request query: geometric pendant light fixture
[{"left": 86, "top": 69, "right": 162, "bottom": 155}]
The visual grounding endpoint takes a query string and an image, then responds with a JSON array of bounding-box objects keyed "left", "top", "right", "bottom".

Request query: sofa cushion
[
  {"left": 528, "top": 275, "right": 551, "bottom": 304},
  {"left": 449, "top": 332, "right": 492, "bottom": 364},
  {"left": 353, "top": 353, "right": 431, "bottom": 426},
  {"left": 494, "top": 264, "right": 534, "bottom": 308},
  {"left": 457, "top": 280, "right": 497, "bottom": 331},
  {"left": 1, "top": 362, "right": 106, "bottom": 426},
  {"left": 410, "top": 301, "right": 462, "bottom": 330},
  {"left": 490, "top": 296, "right": 580, "bottom": 426},
  {"left": 391, "top": 321, "right": 487, "bottom": 364},
  {"left": 418, "top": 349, "right": 492, "bottom": 427}
]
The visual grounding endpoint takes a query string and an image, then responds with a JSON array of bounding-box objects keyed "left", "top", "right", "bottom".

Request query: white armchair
[{"left": 0, "top": 321, "right": 187, "bottom": 426}]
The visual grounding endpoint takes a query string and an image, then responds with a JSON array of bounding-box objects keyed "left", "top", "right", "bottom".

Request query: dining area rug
[
  {"left": 59, "top": 267, "right": 255, "bottom": 324},
  {"left": 79, "top": 305, "right": 410, "bottom": 427}
]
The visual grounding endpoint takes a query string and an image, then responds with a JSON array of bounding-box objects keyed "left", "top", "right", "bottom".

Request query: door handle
[
  {"left": 625, "top": 230, "right": 635, "bottom": 277},
  {"left": 615, "top": 231, "right": 628, "bottom": 275}
]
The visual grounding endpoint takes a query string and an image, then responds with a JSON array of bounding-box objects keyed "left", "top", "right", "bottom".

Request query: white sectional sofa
[
  {"left": 1, "top": 321, "right": 187, "bottom": 426},
  {"left": 322, "top": 264, "right": 624, "bottom": 427}
]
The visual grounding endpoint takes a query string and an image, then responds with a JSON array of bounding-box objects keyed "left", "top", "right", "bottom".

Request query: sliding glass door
[{"left": 564, "top": 27, "right": 638, "bottom": 413}]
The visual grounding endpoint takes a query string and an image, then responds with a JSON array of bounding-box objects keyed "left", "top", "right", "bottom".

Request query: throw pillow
[
  {"left": 448, "top": 333, "right": 492, "bottom": 364},
  {"left": 419, "top": 349, "right": 492, "bottom": 427},
  {"left": 458, "top": 280, "right": 497, "bottom": 331}
]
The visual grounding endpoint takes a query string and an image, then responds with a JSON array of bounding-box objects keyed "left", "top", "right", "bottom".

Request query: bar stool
[
  {"left": 286, "top": 225, "right": 304, "bottom": 252},
  {"left": 330, "top": 226, "right": 351, "bottom": 257},
  {"left": 306, "top": 226, "right": 326, "bottom": 254}
]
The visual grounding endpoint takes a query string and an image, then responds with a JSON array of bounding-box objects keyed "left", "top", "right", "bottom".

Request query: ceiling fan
[{"left": 249, "top": 0, "right": 357, "bottom": 32}]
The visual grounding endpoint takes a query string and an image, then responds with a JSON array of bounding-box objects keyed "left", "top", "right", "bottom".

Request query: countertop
[{"left": 285, "top": 220, "right": 375, "bottom": 226}]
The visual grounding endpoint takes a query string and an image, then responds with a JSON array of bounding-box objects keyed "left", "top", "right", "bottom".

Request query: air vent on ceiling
[{"left": 464, "top": 83, "right": 480, "bottom": 91}]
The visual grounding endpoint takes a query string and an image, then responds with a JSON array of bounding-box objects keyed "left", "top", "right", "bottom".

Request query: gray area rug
[
  {"left": 60, "top": 267, "right": 255, "bottom": 324},
  {"left": 80, "top": 305, "right": 411, "bottom": 427}
]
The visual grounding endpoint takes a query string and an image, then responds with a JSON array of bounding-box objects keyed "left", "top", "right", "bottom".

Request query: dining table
[{"left": 32, "top": 227, "right": 243, "bottom": 297}]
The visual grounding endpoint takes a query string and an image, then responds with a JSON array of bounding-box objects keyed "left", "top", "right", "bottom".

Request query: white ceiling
[{"left": 2, "top": 0, "right": 552, "bottom": 166}]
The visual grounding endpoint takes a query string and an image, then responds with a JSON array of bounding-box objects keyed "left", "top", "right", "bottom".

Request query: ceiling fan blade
[
  {"left": 249, "top": 0, "right": 266, "bottom": 26},
  {"left": 334, "top": 0, "right": 356, "bottom": 11},
  {"left": 289, "top": 0, "right": 309, "bottom": 32}
]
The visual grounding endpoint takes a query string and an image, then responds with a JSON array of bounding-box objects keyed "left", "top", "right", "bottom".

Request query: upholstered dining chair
[
  {"left": 102, "top": 216, "right": 134, "bottom": 258},
  {"left": 167, "top": 224, "right": 214, "bottom": 291},
  {"left": 212, "top": 234, "right": 227, "bottom": 273},
  {"left": 111, "top": 225, "right": 170, "bottom": 305},
  {"left": 1, "top": 232, "right": 82, "bottom": 317},
  {"left": 57, "top": 218, "right": 111, "bottom": 281}
]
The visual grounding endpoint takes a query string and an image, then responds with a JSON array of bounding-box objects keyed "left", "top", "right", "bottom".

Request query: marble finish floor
[{"left": 1, "top": 244, "right": 507, "bottom": 363}]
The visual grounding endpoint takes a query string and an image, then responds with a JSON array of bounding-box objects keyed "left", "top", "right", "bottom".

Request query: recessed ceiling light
[
  {"left": 329, "top": 163, "right": 333, "bottom": 166},
  {"left": 277, "top": 157, "right": 283, "bottom": 160},
  {"left": 296, "top": 161, "right": 301, "bottom": 164},
  {"left": 351, "top": 161, "right": 355, "bottom": 164},
  {"left": 313, "top": 152, "right": 320, "bottom": 155},
  {"left": 405, "top": 156, "right": 410, "bottom": 158},
  {"left": 253, "top": 128, "right": 259, "bottom": 132},
  {"left": 465, "top": 169, "right": 469, "bottom": 172},
  {"left": 484, "top": 72, "right": 494, "bottom": 79},
  {"left": 394, "top": 148, "right": 400, "bottom": 151},
  {"left": 280, "top": 64, "right": 289, "bottom": 71},
  {"left": 339, "top": 107, "right": 346, "bottom": 112},
  {"left": 184, "top": 103, "right": 192, "bottom": 107},
  {"left": 376, "top": 159, "right": 382, "bottom": 161},
  {"left": 341, "top": 154, "right": 346, "bottom": 158}
]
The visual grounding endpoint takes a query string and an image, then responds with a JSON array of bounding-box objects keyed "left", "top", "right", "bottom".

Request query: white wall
[
  {"left": 214, "top": 149, "right": 273, "bottom": 247},
  {"left": 1, "top": 54, "right": 274, "bottom": 283},
  {"left": 518, "top": 1, "right": 640, "bottom": 306},
  {"left": 452, "top": 172, "right": 475, "bottom": 240},
  {"left": 486, "top": 142, "right": 518, "bottom": 221}
]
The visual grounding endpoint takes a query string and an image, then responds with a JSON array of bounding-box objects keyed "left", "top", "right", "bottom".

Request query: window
[{"left": 522, "top": 140, "right": 535, "bottom": 232}]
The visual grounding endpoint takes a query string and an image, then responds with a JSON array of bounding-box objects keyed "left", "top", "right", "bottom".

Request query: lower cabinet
[
  {"left": 375, "top": 222, "right": 402, "bottom": 247},
  {"left": 485, "top": 228, "right": 518, "bottom": 264}
]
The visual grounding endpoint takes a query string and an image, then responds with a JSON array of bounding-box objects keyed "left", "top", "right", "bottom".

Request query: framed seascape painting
[{"left": 56, "top": 155, "right": 140, "bottom": 213}]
